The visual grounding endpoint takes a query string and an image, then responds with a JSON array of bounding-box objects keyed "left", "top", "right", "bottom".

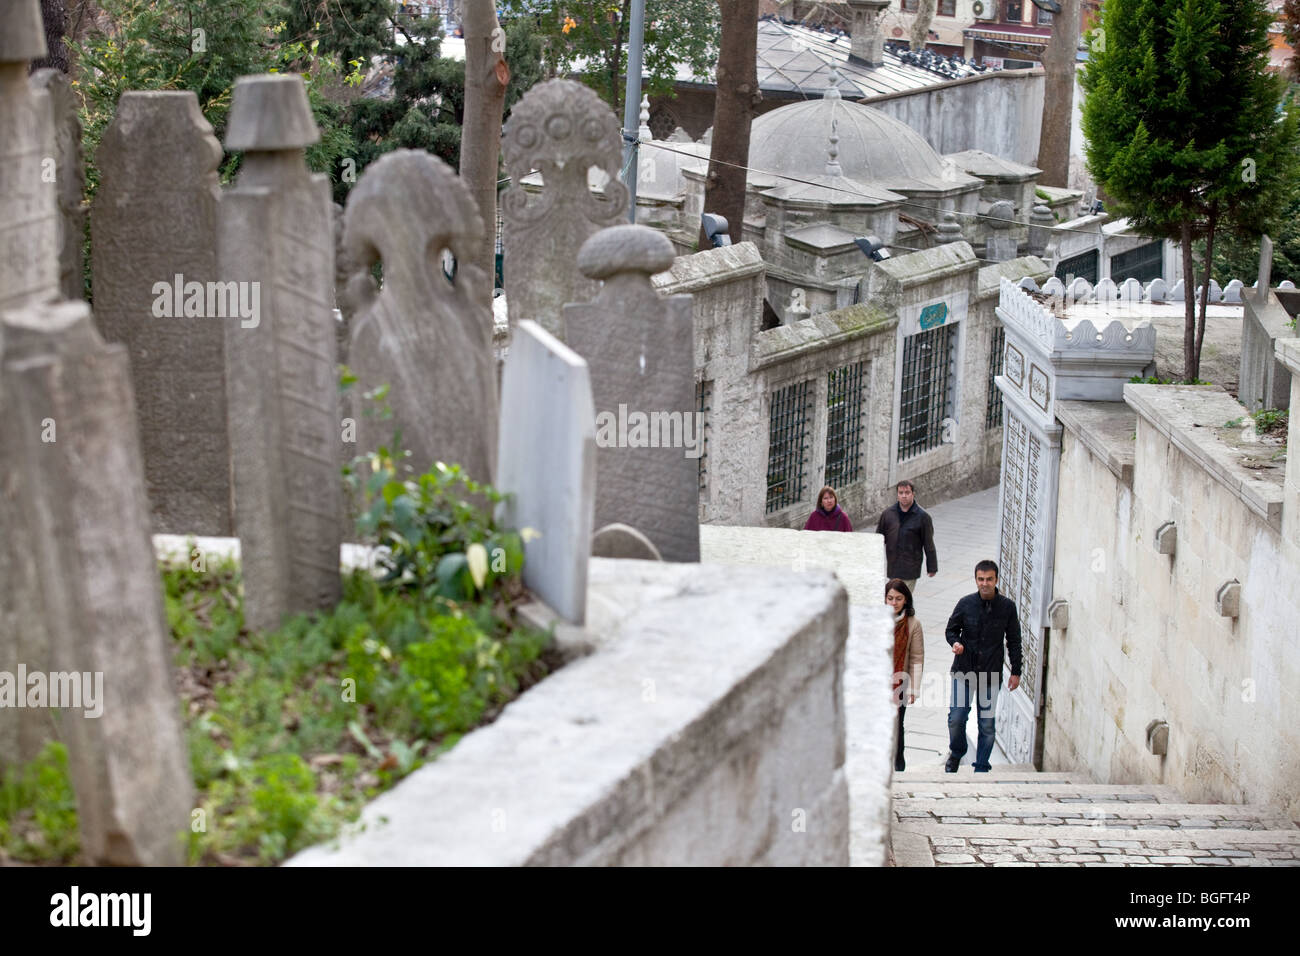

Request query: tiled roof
[{"left": 676, "top": 17, "right": 995, "bottom": 98}]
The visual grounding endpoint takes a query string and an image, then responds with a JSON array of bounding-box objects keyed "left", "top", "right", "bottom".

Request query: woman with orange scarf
[{"left": 887, "top": 578, "right": 924, "bottom": 772}]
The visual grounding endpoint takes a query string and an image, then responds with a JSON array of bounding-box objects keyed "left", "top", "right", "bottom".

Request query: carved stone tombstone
[
  {"left": 219, "top": 75, "right": 342, "bottom": 632},
  {"left": 31, "top": 69, "right": 85, "bottom": 301},
  {"left": 1, "top": 299, "right": 194, "bottom": 864},
  {"left": 501, "top": 79, "right": 628, "bottom": 339},
  {"left": 92, "top": 91, "right": 230, "bottom": 534},
  {"left": 496, "top": 320, "right": 596, "bottom": 624},
  {"left": 343, "top": 149, "right": 499, "bottom": 485},
  {"left": 564, "top": 225, "right": 699, "bottom": 562},
  {"left": 0, "top": 2, "right": 58, "bottom": 311}
]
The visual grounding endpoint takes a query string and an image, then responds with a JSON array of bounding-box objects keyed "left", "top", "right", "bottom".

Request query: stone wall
[
  {"left": 1046, "top": 384, "right": 1300, "bottom": 817},
  {"left": 650, "top": 69, "right": 1046, "bottom": 168},
  {"left": 865, "top": 69, "right": 1045, "bottom": 168},
  {"left": 651, "top": 241, "right": 1048, "bottom": 530},
  {"left": 288, "top": 557, "right": 865, "bottom": 866},
  {"left": 1240, "top": 289, "right": 1294, "bottom": 413}
]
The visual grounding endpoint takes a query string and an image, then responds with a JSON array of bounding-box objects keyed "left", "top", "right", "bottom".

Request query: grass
[{"left": 0, "top": 553, "right": 553, "bottom": 866}]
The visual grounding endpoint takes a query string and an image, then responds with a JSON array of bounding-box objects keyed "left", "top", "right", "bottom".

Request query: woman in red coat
[{"left": 803, "top": 486, "right": 853, "bottom": 532}]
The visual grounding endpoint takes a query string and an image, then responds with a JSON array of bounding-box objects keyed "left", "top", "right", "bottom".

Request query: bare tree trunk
[
  {"left": 32, "top": 0, "right": 70, "bottom": 73},
  {"left": 459, "top": 0, "right": 510, "bottom": 301},
  {"left": 1036, "top": 0, "right": 1080, "bottom": 187},
  {"left": 909, "top": 0, "right": 937, "bottom": 51},
  {"left": 1181, "top": 224, "right": 1197, "bottom": 383},
  {"left": 699, "top": 0, "right": 761, "bottom": 249},
  {"left": 1195, "top": 213, "right": 1217, "bottom": 379}
]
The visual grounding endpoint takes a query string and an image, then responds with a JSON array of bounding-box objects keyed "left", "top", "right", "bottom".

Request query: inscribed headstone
[
  {"left": 0, "top": 299, "right": 193, "bottom": 864},
  {"left": 564, "top": 225, "right": 699, "bottom": 562},
  {"left": 501, "top": 79, "right": 628, "bottom": 339},
  {"left": 219, "top": 75, "right": 342, "bottom": 632},
  {"left": 31, "top": 68, "right": 84, "bottom": 301},
  {"left": 91, "top": 91, "right": 231, "bottom": 534}
]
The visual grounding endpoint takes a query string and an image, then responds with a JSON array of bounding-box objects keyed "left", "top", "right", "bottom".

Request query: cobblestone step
[
  {"left": 893, "top": 783, "right": 1185, "bottom": 803},
  {"left": 893, "top": 768, "right": 1095, "bottom": 785},
  {"left": 893, "top": 799, "right": 1298, "bottom": 829},
  {"left": 892, "top": 822, "right": 1300, "bottom": 866}
]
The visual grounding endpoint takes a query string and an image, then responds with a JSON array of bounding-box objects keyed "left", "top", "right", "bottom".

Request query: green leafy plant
[{"left": 0, "top": 742, "right": 80, "bottom": 864}]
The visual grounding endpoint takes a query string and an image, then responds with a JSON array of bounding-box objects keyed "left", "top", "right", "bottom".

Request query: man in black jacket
[
  {"left": 874, "top": 480, "right": 938, "bottom": 592},
  {"left": 944, "top": 560, "right": 1022, "bottom": 772}
]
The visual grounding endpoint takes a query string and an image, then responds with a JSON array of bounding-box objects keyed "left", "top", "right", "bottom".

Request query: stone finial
[
  {"left": 825, "top": 66, "right": 844, "bottom": 101},
  {"left": 825, "top": 119, "right": 842, "bottom": 177},
  {"left": 1146, "top": 719, "right": 1169, "bottom": 756},
  {"left": 0, "top": 0, "right": 47, "bottom": 62},
  {"left": 638, "top": 94, "right": 652, "bottom": 142},
  {"left": 1215, "top": 579, "right": 1241, "bottom": 618},
  {"left": 1028, "top": 203, "right": 1055, "bottom": 257},
  {"left": 936, "top": 212, "right": 963, "bottom": 243},
  {"left": 577, "top": 223, "right": 676, "bottom": 281},
  {"left": 224, "top": 74, "right": 321, "bottom": 151},
  {"left": 1154, "top": 520, "right": 1177, "bottom": 555}
]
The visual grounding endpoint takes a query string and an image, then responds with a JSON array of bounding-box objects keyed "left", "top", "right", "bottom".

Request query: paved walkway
[{"left": 891, "top": 485, "right": 1011, "bottom": 772}]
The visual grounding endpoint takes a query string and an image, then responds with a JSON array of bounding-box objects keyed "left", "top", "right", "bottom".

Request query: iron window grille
[
  {"left": 696, "top": 379, "right": 712, "bottom": 492},
  {"left": 898, "top": 323, "right": 957, "bottom": 460},
  {"left": 1055, "top": 249, "right": 1099, "bottom": 285},
  {"left": 1109, "top": 241, "right": 1164, "bottom": 285},
  {"left": 825, "top": 361, "right": 866, "bottom": 488},
  {"left": 766, "top": 379, "right": 812, "bottom": 514},
  {"left": 939, "top": 0, "right": 957, "bottom": 15},
  {"left": 986, "top": 325, "right": 1006, "bottom": 430}
]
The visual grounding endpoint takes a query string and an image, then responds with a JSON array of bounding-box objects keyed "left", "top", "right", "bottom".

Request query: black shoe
[
  {"left": 944, "top": 754, "right": 960, "bottom": 772},
  {"left": 895, "top": 760, "right": 906, "bottom": 772}
]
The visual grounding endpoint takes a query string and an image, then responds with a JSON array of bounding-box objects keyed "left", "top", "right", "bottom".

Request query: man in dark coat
[
  {"left": 944, "top": 560, "right": 1022, "bottom": 772},
  {"left": 874, "top": 480, "right": 937, "bottom": 592}
]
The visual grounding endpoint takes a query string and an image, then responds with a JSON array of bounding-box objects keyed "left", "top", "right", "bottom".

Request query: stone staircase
[{"left": 888, "top": 766, "right": 1300, "bottom": 866}]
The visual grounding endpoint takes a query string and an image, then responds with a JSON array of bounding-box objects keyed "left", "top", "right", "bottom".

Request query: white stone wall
[
  {"left": 287, "top": 558, "right": 864, "bottom": 866},
  {"left": 1046, "top": 386, "right": 1300, "bottom": 817}
]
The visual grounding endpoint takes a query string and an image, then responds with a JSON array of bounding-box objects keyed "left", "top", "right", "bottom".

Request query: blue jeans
[{"left": 948, "top": 672, "right": 1000, "bottom": 771}]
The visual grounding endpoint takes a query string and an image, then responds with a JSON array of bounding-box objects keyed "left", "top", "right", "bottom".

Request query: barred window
[
  {"left": 1110, "top": 241, "right": 1164, "bottom": 285},
  {"left": 696, "top": 379, "right": 712, "bottom": 492},
  {"left": 1055, "top": 249, "right": 1099, "bottom": 285},
  {"left": 825, "top": 361, "right": 866, "bottom": 488},
  {"left": 898, "top": 323, "right": 957, "bottom": 460},
  {"left": 986, "top": 325, "right": 1006, "bottom": 430},
  {"left": 766, "top": 380, "right": 813, "bottom": 514},
  {"left": 939, "top": 0, "right": 957, "bottom": 15}
]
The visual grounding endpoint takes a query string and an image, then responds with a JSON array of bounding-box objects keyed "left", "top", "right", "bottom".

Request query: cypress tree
[{"left": 1081, "top": 0, "right": 1300, "bottom": 381}]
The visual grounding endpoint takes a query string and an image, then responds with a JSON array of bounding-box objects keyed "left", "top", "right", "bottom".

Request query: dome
[{"left": 748, "top": 94, "right": 979, "bottom": 194}]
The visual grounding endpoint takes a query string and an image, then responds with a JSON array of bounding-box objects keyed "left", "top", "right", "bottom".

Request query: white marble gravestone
[{"left": 496, "top": 320, "right": 596, "bottom": 624}]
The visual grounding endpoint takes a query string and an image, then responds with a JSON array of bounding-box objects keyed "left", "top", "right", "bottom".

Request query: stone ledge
[
  {"left": 751, "top": 303, "right": 895, "bottom": 371},
  {"left": 651, "top": 241, "right": 765, "bottom": 295},
  {"left": 287, "top": 558, "right": 853, "bottom": 866},
  {"left": 1124, "top": 384, "right": 1285, "bottom": 528},
  {"left": 1277, "top": 336, "right": 1300, "bottom": 377},
  {"left": 1055, "top": 400, "right": 1136, "bottom": 485}
]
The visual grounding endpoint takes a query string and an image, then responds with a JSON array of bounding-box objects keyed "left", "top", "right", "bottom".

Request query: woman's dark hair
[
  {"left": 815, "top": 485, "right": 837, "bottom": 509},
  {"left": 885, "top": 578, "right": 914, "bottom": 617}
]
